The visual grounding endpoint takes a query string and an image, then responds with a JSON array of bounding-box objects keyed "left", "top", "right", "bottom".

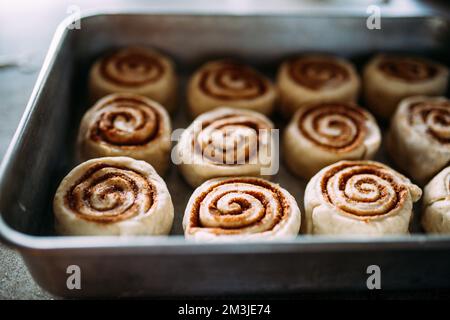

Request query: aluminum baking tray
[{"left": 1, "top": 10, "right": 450, "bottom": 298}]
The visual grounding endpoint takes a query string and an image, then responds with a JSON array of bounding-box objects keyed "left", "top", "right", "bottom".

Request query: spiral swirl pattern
[
  {"left": 320, "top": 162, "right": 408, "bottom": 217},
  {"left": 378, "top": 57, "right": 437, "bottom": 82},
  {"left": 100, "top": 48, "right": 164, "bottom": 86},
  {"left": 66, "top": 163, "right": 154, "bottom": 223},
  {"left": 90, "top": 95, "right": 162, "bottom": 146},
  {"left": 194, "top": 112, "right": 272, "bottom": 165},
  {"left": 298, "top": 103, "right": 368, "bottom": 152},
  {"left": 198, "top": 61, "right": 268, "bottom": 100},
  {"left": 409, "top": 101, "right": 450, "bottom": 144},
  {"left": 186, "top": 178, "right": 292, "bottom": 236},
  {"left": 288, "top": 58, "right": 349, "bottom": 90}
]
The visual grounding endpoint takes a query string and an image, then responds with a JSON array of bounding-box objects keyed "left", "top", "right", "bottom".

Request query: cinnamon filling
[
  {"left": 89, "top": 96, "right": 162, "bottom": 147},
  {"left": 408, "top": 101, "right": 450, "bottom": 144},
  {"left": 378, "top": 57, "right": 437, "bottom": 82},
  {"left": 100, "top": 49, "right": 164, "bottom": 86},
  {"left": 288, "top": 58, "right": 349, "bottom": 90},
  {"left": 320, "top": 162, "right": 407, "bottom": 217},
  {"left": 188, "top": 178, "right": 290, "bottom": 235},
  {"left": 198, "top": 62, "right": 268, "bottom": 100},
  {"left": 298, "top": 103, "right": 367, "bottom": 152},
  {"left": 65, "top": 163, "right": 155, "bottom": 223},
  {"left": 193, "top": 113, "right": 271, "bottom": 165}
]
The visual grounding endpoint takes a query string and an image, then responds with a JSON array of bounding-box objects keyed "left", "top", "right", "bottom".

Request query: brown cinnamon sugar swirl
[
  {"left": 304, "top": 160, "right": 421, "bottom": 235},
  {"left": 387, "top": 96, "right": 450, "bottom": 185},
  {"left": 283, "top": 102, "right": 381, "bottom": 179},
  {"left": 89, "top": 47, "right": 177, "bottom": 112},
  {"left": 363, "top": 54, "right": 448, "bottom": 118},
  {"left": 77, "top": 93, "right": 171, "bottom": 175},
  {"left": 183, "top": 177, "right": 301, "bottom": 241},
  {"left": 187, "top": 60, "right": 276, "bottom": 117},
  {"left": 175, "top": 107, "right": 276, "bottom": 187},
  {"left": 421, "top": 167, "right": 450, "bottom": 234},
  {"left": 276, "top": 54, "right": 360, "bottom": 118},
  {"left": 53, "top": 157, "right": 174, "bottom": 236}
]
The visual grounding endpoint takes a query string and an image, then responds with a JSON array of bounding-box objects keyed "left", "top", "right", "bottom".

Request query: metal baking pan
[{"left": 1, "top": 10, "right": 450, "bottom": 298}]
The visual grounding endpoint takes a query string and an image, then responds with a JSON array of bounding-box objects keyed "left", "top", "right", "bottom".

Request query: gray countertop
[
  {"left": 0, "top": 0, "right": 449, "bottom": 300},
  {"left": 0, "top": 0, "right": 58, "bottom": 299}
]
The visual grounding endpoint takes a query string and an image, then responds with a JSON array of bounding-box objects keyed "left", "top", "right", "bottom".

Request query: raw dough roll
[
  {"left": 387, "top": 96, "right": 450, "bottom": 185},
  {"left": 363, "top": 54, "right": 448, "bottom": 118},
  {"left": 53, "top": 157, "right": 174, "bottom": 236},
  {"left": 277, "top": 54, "right": 360, "bottom": 118},
  {"left": 304, "top": 160, "right": 422, "bottom": 235},
  {"left": 183, "top": 177, "right": 301, "bottom": 242},
  {"left": 89, "top": 47, "right": 177, "bottom": 112},
  {"left": 187, "top": 60, "right": 276, "bottom": 117},
  {"left": 77, "top": 93, "right": 172, "bottom": 175},
  {"left": 176, "top": 107, "right": 276, "bottom": 187},
  {"left": 283, "top": 102, "right": 381, "bottom": 179},
  {"left": 421, "top": 167, "right": 450, "bottom": 234}
]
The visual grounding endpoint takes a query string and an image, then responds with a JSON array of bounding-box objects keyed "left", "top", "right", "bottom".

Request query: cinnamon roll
[
  {"left": 363, "top": 54, "right": 448, "bottom": 118},
  {"left": 283, "top": 102, "right": 381, "bottom": 179},
  {"left": 89, "top": 47, "right": 177, "bottom": 113},
  {"left": 304, "top": 160, "right": 422, "bottom": 235},
  {"left": 277, "top": 55, "right": 360, "bottom": 118},
  {"left": 387, "top": 96, "right": 450, "bottom": 185},
  {"left": 422, "top": 167, "right": 450, "bottom": 234},
  {"left": 53, "top": 157, "right": 174, "bottom": 236},
  {"left": 187, "top": 60, "right": 276, "bottom": 117},
  {"left": 77, "top": 93, "right": 171, "bottom": 175},
  {"left": 176, "top": 107, "right": 276, "bottom": 187},
  {"left": 183, "top": 177, "right": 301, "bottom": 241}
]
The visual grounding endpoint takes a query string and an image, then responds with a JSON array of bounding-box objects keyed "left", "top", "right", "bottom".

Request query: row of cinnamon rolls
[
  {"left": 54, "top": 155, "right": 450, "bottom": 239},
  {"left": 89, "top": 47, "right": 448, "bottom": 119},
  {"left": 77, "top": 91, "right": 449, "bottom": 190}
]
